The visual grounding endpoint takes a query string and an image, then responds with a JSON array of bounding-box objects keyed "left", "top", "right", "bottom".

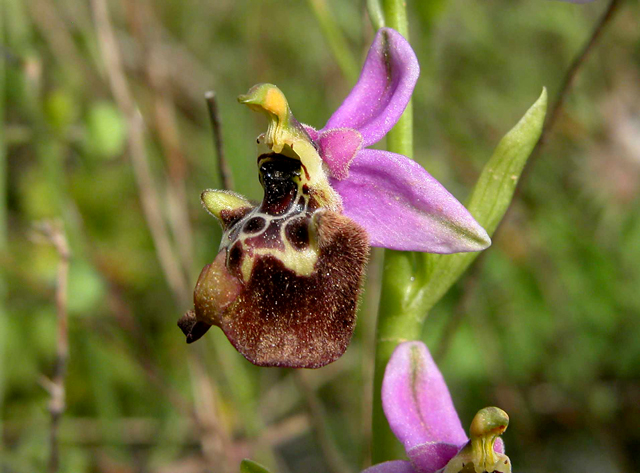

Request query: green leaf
[
  {"left": 240, "top": 459, "right": 273, "bottom": 473},
  {"left": 416, "top": 88, "right": 548, "bottom": 313}
]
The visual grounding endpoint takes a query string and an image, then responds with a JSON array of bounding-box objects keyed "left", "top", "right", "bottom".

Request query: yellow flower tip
[
  {"left": 469, "top": 407, "right": 509, "bottom": 439},
  {"left": 238, "top": 83, "right": 290, "bottom": 122},
  {"left": 446, "top": 407, "right": 511, "bottom": 473},
  {"left": 201, "top": 189, "right": 252, "bottom": 227},
  {"left": 238, "top": 83, "right": 296, "bottom": 153}
]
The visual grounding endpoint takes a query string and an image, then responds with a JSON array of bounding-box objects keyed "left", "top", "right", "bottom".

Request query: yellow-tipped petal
[
  {"left": 238, "top": 83, "right": 289, "bottom": 121},
  {"left": 238, "top": 84, "right": 293, "bottom": 152},
  {"left": 201, "top": 189, "right": 252, "bottom": 224},
  {"left": 470, "top": 407, "right": 509, "bottom": 439}
]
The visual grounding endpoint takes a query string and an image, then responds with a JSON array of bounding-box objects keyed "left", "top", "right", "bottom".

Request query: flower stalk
[
  {"left": 371, "top": 0, "right": 548, "bottom": 464},
  {"left": 372, "top": 0, "right": 419, "bottom": 463}
]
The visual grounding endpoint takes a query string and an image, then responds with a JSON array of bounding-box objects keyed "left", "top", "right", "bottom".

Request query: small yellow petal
[{"left": 201, "top": 189, "right": 251, "bottom": 222}]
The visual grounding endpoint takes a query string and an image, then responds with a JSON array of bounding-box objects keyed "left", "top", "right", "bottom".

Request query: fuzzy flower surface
[
  {"left": 364, "top": 342, "right": 511, "bottom": 473},
  {"left": 178, "top": 28, "right": 490, "bottom": 369}
]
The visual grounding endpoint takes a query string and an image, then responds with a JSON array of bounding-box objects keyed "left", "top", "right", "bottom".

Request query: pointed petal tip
[
  {"left": 237, "top": 83, "right": 275, "bottom": 104},
  {"left": 457, "top": 224, "right": 492, "bottom": 253},
  {"left": 323, "top": 27, "right": 419, "bottom": 146},
  {"left": 333, "top": 149, "right": 492, "bottom": 254},
  {"left": 238, "top": 83, "right": 291, "bottom": 122},
  {"left": 538, "top": 86, "right": 548, "bottom": 110}
]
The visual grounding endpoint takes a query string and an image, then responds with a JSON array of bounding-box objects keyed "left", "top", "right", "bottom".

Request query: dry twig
[
  {"left": 528, "top": 0, "right": 622, "bottom": 167},
  {"left": 33, "top": 221, "right": 70, "bottom": 473},
  {"left": 205, "top": 91, "right": 234, "bottom": 191},
  {"left": 90, "top": 1, "right": 232, "bottom": 470},
  {"left": 125, "top": 0, "right": 196, "bottom": 278},
  {"left": 294, "top": 371, "right": 351, "bottom": 473},
  {"left": 90, "top": 0, "right": 189, "bottom": 306}
]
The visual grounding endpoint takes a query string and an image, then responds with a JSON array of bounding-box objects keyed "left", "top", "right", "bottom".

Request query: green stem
[
  {"left": 307, "top": 0, "right": 359, "bottom": 83},
  {"left": 371, "top": 0, "right": 418, "bottom": 464},
  {"left": 372, "top": 251, "right": 422, "bottom": 463},
  {"left": 0, "top": 0, "right": 7, "bottom": 249},
  {"left": 382, "top": 0, "right": 412, "bottom": 159},
  {"left": 0, "top": 0, "right": 8, "bottom": 454},
  {"left": 366, "top": 0, "right": 385, "bottom": 31}
]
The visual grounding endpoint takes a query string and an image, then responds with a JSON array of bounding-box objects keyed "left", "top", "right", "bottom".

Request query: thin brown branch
[
  {"left": 294, "top": 371, "right": 351, "bottom": 473},
  {"left": 26, "top": 0, "right": 93, "bottom": 81},
  {"left": 94, "top": 251, "right": 233, "bottom": 469},
  {"left": 90, "top": 3, "right": 233, "bottom": 470},
  {"left": 188, "top": 356, "right": 232, "bottom": 473},
  {"left": 530, "top": 0, "right": 622, "bottom": 163},
  {"left": 205, "top": 91, "right": 234, "bottom": 191},
  {"left": 125, "top": 0, "right": 196, "bottom": 278},
  {"left": 90, "top": 0, "right": 189, "bottom": 306},
  {"left": 33, "top": 221, "right": 70, "bottom": 473}
]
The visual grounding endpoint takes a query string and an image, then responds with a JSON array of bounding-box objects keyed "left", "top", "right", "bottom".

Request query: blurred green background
[{"left": 1, "top": 0, "right": 639, "bottom": 471}]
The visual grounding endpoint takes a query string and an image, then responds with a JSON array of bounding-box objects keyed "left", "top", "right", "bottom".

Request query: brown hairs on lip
[{"left": 181, "top": 210, "right": 369, "bottom": 368}]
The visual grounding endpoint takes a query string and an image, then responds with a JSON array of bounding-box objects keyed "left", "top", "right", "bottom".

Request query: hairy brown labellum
[{"left": 179, "top": 153, "right": 369, "bottom": 368}]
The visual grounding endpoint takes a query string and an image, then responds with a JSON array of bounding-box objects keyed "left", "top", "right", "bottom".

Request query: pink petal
[
  {"left": 407, "top": 442, "right": 463, "bottom": 473},
  {"left": 362, "top": 461, "right": 417, "bottom": 473},
  {"left": 330, "top": 149, "right": 491, "bottom": 253},
  {"left": 382, "top": 342, "right": 468, "bottom": 452},
  {"left": 317, "top": 128, "right": 363, "bottom": 179},
  {"left": 323, "top": 28, "right": 419, "bottom": 147}
]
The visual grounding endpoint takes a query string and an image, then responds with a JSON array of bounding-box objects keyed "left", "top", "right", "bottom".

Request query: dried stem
[
  {"left": 90, "top": 0, "right": 189, "bottom": 306},
  {"left": 294, "top": 371, "right": 351, "bottom": 473},
  {"left": 90, "top": 1, "right": 230, "bottom": 469},
  {"left": 26, "top": 0, "right": 94, "bottom": 82},
  {"left": 125, "top": 0, "right": 196, "bottom": 278},
  {"left": 205, "top": 91, "right": 234, "bottom": 191},
  {"left": 33, "top": 222, "right": 70, "bottom": 473},
  {"left": 189, "top": 355, "right": 233, "bottom": 472},
  {"left": 533, "top": 0, "right": 622, "bottom": 157}
]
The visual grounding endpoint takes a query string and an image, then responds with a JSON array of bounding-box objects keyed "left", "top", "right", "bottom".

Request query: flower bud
[{"left": 443, "top": 407, "right": 511, "bottom": 473}]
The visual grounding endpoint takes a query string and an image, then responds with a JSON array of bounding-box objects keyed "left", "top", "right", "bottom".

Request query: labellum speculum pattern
[{"left": 178, "top": 84, "right": 369, "bottom": 369}]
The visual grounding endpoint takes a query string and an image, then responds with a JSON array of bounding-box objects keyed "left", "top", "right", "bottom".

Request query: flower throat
[{"left": 220, "top": 153, "right": 321, "bottom": 283}]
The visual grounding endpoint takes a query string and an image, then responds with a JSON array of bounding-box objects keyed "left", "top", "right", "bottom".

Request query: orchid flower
[
  {"left": 177, "top": 28, "right": 490, "bottom": 369},
  {"left": 364, "top": 342, "right": 511, "bottom": 473}
]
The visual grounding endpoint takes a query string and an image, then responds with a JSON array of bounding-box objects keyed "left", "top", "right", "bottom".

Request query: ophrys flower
[{"left": 178, "top": 28, "right": 490, "bottom": 369}]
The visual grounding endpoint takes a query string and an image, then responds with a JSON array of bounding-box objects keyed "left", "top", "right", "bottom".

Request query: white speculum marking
[{"left": 220, "top": 160, "right": 320, "bottom": 283}]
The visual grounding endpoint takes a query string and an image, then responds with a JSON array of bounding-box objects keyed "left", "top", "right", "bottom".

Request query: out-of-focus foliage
[{"left": 1, "top": 0, "right": 639, "bottom": 472}]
